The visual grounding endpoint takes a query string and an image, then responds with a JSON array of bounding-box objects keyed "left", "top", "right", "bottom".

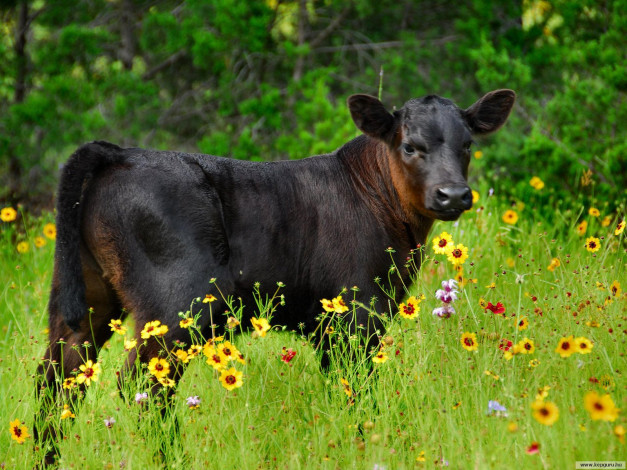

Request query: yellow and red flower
[
  {"left": 502, "top": 210, "right": 518, "bottom": 224},
  {"left": 43, "top": 223, "right": 57, "bottom": 240},
  {"left": 108, "top": 319, "right": 127, "bottom": 336},
  {"left": 141, "top": 320, "right": 169, "bottom": 339},
  {"left": 432, "top": 231, "right": 454, "bottom": 254},
  {"left": 251, "top": 317, "right": 271, "bottom": 337},
  {"left": 398, "top": 295, "right": 421, "bottom": 319},
  {"left": 447, "top": 244, "right": 469, "bottom": 266},
  {"left": 148, "top": 357, "right": 170, "bottom": 379},
  {"left": 555, "top": 335, "right": 576, "bottom": 358},
  {"left": 1, "top": 207, "right": 17, "bottom": 222},
  {"left": 584, "top": 236, "right": 601, "bottom": 253},
  {"left": 575, "top": 336, "right": 593, "bottom": 354},
  {"left": 461, "top": 332, "right": 478, "bottom": 351},
  {"left": 219, "top": 367, "right": 243, "bottom": 390},
  {"left": 9, "top": 419, "right": 29, "bottom": 444},
  {"left": 76, "top": 360, "right": 101, "bottom": 386},
  {"left": 584, "top": 391, "right": 620, "bottom": 422},
  {"left": 531, "top": 400, "right": 559, "bottom": 426}
]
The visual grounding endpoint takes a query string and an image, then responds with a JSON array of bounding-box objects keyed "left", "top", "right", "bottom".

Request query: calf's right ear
[{"left": 348, "top": 94, "right": 397, "bottom": 144}]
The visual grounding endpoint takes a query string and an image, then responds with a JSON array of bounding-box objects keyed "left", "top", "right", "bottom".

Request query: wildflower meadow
[{"left": 1, "top": 179, "right": 625, "bottom": 469}]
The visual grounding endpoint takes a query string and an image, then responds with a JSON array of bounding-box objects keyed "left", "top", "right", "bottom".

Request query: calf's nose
[{"left": 435, "top": 185, "right": 473, "bottom": 211}]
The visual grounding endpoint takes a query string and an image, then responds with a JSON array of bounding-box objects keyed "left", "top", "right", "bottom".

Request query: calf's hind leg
[{"left": 34, "top": 268, "right": 122, "bottom": 465}]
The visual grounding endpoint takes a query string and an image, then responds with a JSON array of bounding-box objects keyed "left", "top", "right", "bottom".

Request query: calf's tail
[{"left": 53, "top": 141, "right": 126, "bottom": 331}]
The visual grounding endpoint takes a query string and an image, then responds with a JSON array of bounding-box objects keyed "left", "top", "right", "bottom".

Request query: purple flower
[
  {"left": 441, "top": 279, "right": 458, "bottom": 292},
  {"left": 489, "top": 187, "right": 494, "bottom": 196},
  {"left": 487, "top": 400, "right": 508, "bottom": 417},
  {"left": 104, "top": 417, "right": 116, "bottom": 428},
  {"left": 432, "top": 305, "right": 456, "bottom": 318},
  {"left": 186, "top": 395, "right": 201, "bottom": 409},
  {"left": 435, "top": 289, "right": 458, "bottom": 303},
  {"left": 135, "top": 392, "right": 148, "bottom": 404}
]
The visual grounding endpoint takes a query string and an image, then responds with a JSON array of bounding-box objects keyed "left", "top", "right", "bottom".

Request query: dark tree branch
[{"left": 142, "top": 50, "right": 188, "bottom": 80}]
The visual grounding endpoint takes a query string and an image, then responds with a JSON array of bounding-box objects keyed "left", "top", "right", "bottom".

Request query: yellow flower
[
  {"left": 174, "top": 349, "right": 190, "bottom": 363},
  {"left": 251, "top": 317, "right": 271, "bottom": 337},
  {"left": 158, "top": 376, "right": 175, "bottom": 387},
  {"left": 16, "top": 241, "right": 29, "bottom": 254},
  {"left": 575, "top": 337, "right": 593, "bottom": 354},
  {"left": 471, "top": 190, "right": 480, "bottom": 204},
  {"left": 320, "top": 298, "right": 335, "bottom": 312},
  {"left": 610, "top": 280, "right": 621, "bottom": 298},
  {"left": 148, "top": 357, "right": 170, "bottom": 379},
  {"left": 340, "top": 378, "right": 353, "bottom": 397},
  {"left": 588, "top": 207, "right": 600, "bottom": 217},
  {"left": 478, "top": 298, "right": 487, "bottom": 309},
  {"left": 1, "top": 207, "right": 17, "bottom": 222},
  {"left": 507, "top": 421, "right": 518, "bottom": 433},
  {"left": 484, "top": 370, "right": 500, "bottom": 380},
  {"left": 555, "top": 335, "right": 576, "bottom": 358},
  {"left": 531, "top": 400, "right": 559, "bottom": 426},
  {"left": 586, "top": 320, "right": 600, "bottom": 328},
  {"left": 9, "top": 419, "right": 29, "bottom": 444},
  {"left": 34, "top": 236, "right": 46, "bottom": 248},
  {"left": 179, "top": 317, "right": 194, "bottom": 329},
  {"left": 536, "top": 386, "right": 550, "bottom": 401},
  {"left": 60, "top": 404, "right": 75, "bottom": 420},
  {"left": 108, "top": 319, "right": 127, "bottom": 336},
  {"left": 517, "top": 337, "right": 535, "bottom": 354},
  {"left": 202, "top": 294, "right": 217, "bottom": 303},
  {"left": 62, "top": 377, "right": 76, "bottom": 390},
  {"left": 43, "top": 223, "right": 57, "bottom": 240},
  {"left": 528, "top": 358, "right": 540, "bottom": 368},
  {"left": 447, "top": 244, "right": 469, "bottom": 266},
  {"left": 614, "top": 425, "right": 626, "bottom": 444},
  {"left": 432, "top": 231, "right": 454, "bottom": 254},
  {"left": 517, "top": 316, "right": 529, "bottom": 331},
  {"left": 547, "top": 257, "right": 560, "bottom": 271},
  {"left": 372, "top": 349, "right": 388, "bottom": 364},
  {"left": 460, "top": 332, "right": 478, "bottom": 351},
  {"left": 601, "top": 215, "right": 611, "bottom": 227},
  {"left": 140, "top": 320, "right": 168, "bottom": 339},
  {"left": 615, "top": 219, "right": 625, "bottom": 235},
  {"left": 529, "top": 176, "right": 544, "bottom": 190},
  {"left": 502, "top": 210, "right": 518, "bottom": 224},
  {"left": 584, "top": 391, "right": 620, "bottom": 421},
  {"left": 398, "top": 295, "right": 421, "bottom": 319},
  {"left": 204, "top": 345, "right": 228, "bottom": 370},
  {"left": 332, "top": 296, "right": 349, "bottom": 314},
  {"left": 76, "top": 360, "right": 101, "bottom": 386},
  {"left": 473, "top": 150, "right": 483, "bottom": 159},
  {"left": 187, "top": 344, "right": 203, "bottom": 358},
  {"left": 576, "top": 220, "right": 588, "bottom": 236},
  {"left": 584, "top": 236, "right": 601, "bottom": 253},
  {"left": 416, "top": 450, "right": 427, "bottom": 462},
  {"left": 219, "top": 367, "right": 244, "bottom": 391},
  {"left": 124, "top": 338, "right": 137, "bottom": 350},
  {"left": 226, "top": 316, "right": 240, "bottom": 329},
  {"left": 217, "top": 341, "right": 239, "bottom": 362}
]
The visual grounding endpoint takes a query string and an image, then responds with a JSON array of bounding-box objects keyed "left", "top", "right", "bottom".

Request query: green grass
[{"left": 1, "top": 191, "right": 625, "bottom": 469}]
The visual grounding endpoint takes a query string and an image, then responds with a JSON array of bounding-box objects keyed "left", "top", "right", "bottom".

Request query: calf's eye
[{"left": 402, "top": 143, "right": 416, "bottom": 156}]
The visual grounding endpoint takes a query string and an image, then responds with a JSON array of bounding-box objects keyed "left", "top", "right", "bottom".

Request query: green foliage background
[{"left": 0, "top": 0, "right": 625, "bottom": 209}]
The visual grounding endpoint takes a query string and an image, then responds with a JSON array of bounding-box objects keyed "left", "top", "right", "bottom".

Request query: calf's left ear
[
  {"left": 348, "top": 94, "right": 397, "bottom": 144},
  {"left": 463, "top": 89, "right": 516, "bottom": 135}
]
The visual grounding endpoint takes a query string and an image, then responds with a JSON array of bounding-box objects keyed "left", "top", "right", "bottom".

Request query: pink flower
[{"left": 526, "top": 442, "right": 540, "bottom": 455}]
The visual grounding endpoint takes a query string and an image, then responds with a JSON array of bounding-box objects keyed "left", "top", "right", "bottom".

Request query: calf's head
[{"left": 348, "top": 89, "right": 515, "bottom": 221}]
